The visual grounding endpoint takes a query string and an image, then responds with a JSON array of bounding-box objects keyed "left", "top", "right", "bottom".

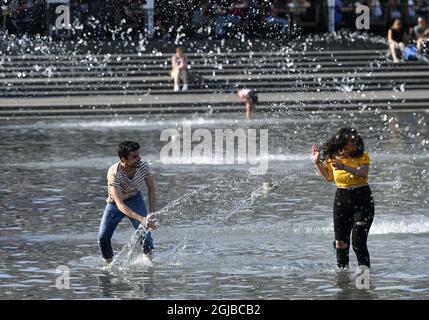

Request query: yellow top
[{"left": 326, "top": 151, "right": 370, "bottom": 188}]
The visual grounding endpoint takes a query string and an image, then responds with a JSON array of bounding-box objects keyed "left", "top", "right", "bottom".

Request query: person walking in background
[
  {"left": 311, "top": 128, "right": 375, "bottom": 271},
  {"left": 237, "top": 88, "right": 258, "bottom": 119},
  {"left": 171, "top": 47, "right": 188, "bottom": 91}
]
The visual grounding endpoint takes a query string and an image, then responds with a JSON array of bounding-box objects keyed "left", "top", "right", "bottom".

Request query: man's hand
[
  {"left": 142, "top": 214, "right": 157, "bottom": 230},
  {"left": 311, "top": 144, "right": 320, "bottom": 163}
]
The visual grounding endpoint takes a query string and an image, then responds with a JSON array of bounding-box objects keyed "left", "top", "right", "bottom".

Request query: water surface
[{"left": 0, "top": 110, "right": 428, "bottom": 299}]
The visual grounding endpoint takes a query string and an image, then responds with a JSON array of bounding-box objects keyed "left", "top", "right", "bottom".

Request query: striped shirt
[{"left": 106, "top": 161, "right": 151, "bottom": 203}]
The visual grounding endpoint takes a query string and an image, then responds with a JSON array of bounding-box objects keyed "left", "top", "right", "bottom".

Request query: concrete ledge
[{"left": 0, "top": 90, "right": 428, "bottom": 119}]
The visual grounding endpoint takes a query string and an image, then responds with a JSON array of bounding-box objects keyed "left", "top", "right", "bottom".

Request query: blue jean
[{"left": 98, "top": 192, "right": 154, "bottom": 259}]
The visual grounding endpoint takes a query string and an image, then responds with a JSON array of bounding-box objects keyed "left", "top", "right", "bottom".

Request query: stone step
[
  {"left": 0, "top": 84, "right": 422, "bottom": 94},
  {"left": 1, "top": 49, "right": 388, "bottom": 60},
  {"left": 0, "top": 52, "right": 387, "bottom": 61},
  {"left": 0, "top": 78, "right": 424, "bottom": 91},
  {"left": 1, "top": 70, "right": 427, "bottom": 85},
  {"left": 0, "top": 46, "right": 427, "bottom": 118},
  {"left": 0, "top": 58, "right": 391, "bottom": 72},
  {"left": 1, "top": 64, "right": 427, "bottom": 79},
  {"left": 1, "top": 85, "right": 427, "bottom": 98},
  {"left": 0, "top": 53, "right": 389, "bottom": 64},
  {"left": 1, "top": 100, "right": 427, "bottom": 119},
  {"left": 1, "top": 90, "right": 428, "bottom": 109},
  {"left": 0, "top": 60, "right": 411, "bottom": 72},
  {"left": 0, "top": 78, "right": 426, "bottom": 93}
]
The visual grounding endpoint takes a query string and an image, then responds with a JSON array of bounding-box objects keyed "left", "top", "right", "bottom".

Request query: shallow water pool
[{"left": 0, "top": 109, "right": 428, "bottom": 299}]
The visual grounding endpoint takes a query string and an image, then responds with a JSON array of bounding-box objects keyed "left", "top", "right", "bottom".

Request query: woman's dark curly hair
[{"left": 319, "top": 127, "right": 365, "bottom": 161}]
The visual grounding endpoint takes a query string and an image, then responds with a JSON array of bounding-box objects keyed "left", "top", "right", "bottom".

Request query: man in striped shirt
[{"left": 98, "top": 141, "right": 157, "bottom": 264}]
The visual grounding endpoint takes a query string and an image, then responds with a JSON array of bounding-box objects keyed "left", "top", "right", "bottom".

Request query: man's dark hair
[{"left": 118, "top": 141, "right": 140, "bottom": 160}]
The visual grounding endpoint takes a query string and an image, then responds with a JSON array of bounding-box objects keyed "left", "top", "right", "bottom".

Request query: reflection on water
[{"left": 0, "top": 110, "right": 428, "bottom": 299}]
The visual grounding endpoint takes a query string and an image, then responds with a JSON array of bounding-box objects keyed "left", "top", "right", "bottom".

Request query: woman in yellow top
[{"left": 311, "top": 127, "right": 375, "bottom": 270}]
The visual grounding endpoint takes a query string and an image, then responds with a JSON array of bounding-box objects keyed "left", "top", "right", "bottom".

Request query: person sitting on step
[{"left": 171, "top": 47, "right": 189, "bottom": 92}]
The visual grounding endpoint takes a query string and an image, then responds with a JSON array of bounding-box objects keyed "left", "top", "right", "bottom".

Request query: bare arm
[
  {"left": 145, "top": 175, "right": 157, "bottom": 213},
  {"left": 171, "top": 55, "right": 178, "bottom": 69},
  {"left": 388, "top": 29, "right": 394, "bottom": 42},
  {"left": 311, "top": 144, "right": 334, "bottom": 182},
  {"left": 334, "top": 161, "right": 369, "bottom": 178},
  {"left": 314, "top": 159, "right": 334, "bottom": 182}
]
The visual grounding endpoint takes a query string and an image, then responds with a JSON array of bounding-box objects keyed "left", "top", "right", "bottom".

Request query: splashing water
[
  {"left": 106, "top": 185, "right": 211, "bottom": 271},
  {"left": 221, "top": 180, "right": 280, "bottom": 224},
  {"left": 108, "top": 225, "right": 152, "bottom": 271},
  {"left": 105, "top": 178, "right": 280, "bottom": 271}
]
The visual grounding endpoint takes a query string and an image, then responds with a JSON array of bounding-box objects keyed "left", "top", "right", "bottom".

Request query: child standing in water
[
  {"left": 311, "top": 128, "right": 375, "bottom": 270},
  {"left": 237, "top": 88, "right": 258, "bottom": 119}
]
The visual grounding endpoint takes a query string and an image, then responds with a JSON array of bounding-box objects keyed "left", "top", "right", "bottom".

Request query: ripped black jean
[{"left": 333, "top": 185, "right": 375, "bottom": 268}]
